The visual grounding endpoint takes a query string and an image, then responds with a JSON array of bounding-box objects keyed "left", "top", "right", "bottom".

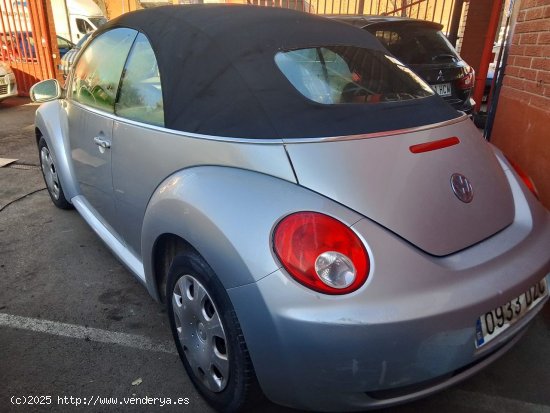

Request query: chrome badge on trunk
[{"left": 451, "top": 173, "right": 474, "bottom": 203}]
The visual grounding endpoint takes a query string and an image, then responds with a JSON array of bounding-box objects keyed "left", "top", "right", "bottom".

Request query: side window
[
  {"left": 115, "top": 33, "right": 164, "bottom": 127},
  {"left": 57, "top": 36, "right": 72, "bottom": 49},
  {"left": 70, "top": 28, "right": 137, "bottom": 113},
  {"left": 374, "top": 30, "right": 401, "bottom": 50},
  {"left": 76, "top": 18, "right": 93, "bottom": 35}
]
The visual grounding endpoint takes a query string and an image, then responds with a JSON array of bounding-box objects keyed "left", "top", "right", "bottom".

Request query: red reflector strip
[{"left": 409, "top": 137, "right": 460, "bottom": 154}]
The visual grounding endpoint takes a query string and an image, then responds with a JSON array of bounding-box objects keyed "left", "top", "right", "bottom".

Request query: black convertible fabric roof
[{"left": 100, "top": 5, "right": 459, "bottom": 139}]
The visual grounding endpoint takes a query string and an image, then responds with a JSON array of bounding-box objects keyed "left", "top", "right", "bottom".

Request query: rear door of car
[{"left": 66, "top": 27, "right": 137, "bottom": 230}]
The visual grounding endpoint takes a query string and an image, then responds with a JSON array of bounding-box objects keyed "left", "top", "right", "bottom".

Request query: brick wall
[
  {"left": 455, "top": 0, "right": 469, "bottom": 53},
  {"left": 503, "top": 1, "right": 550, "bottom": 106},
  {"left": 491, "top": 0, "right": 550, "bottom": 208}
]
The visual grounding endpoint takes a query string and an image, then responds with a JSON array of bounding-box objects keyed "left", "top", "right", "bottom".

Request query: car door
[
  {"left": 67, "top": 27, "right": 137, "bottom": 230},
  {"left": 111, "top": 32, "right": 165, "bottom": 255}
]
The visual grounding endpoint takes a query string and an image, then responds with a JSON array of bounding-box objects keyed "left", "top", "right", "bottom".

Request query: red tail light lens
[
  {"left": 457, "top": 66, "right": 475, "bottom": 90},
  {"left": 273, "top": 212, "right": 369, "bottom": 295},
  {"left": 506, "top": 156, "right": 539, "bottom": 200}
]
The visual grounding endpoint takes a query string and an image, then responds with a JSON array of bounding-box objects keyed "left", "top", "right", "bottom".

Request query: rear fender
[
  {"left": 141, "top": 166, "right": 363, "bottom": 299},
  {"left": 35, "top": 100, "right": 80, "bottom": 200}
]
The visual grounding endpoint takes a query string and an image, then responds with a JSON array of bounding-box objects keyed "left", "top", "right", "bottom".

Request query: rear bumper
[
  {"left": 229, "top": 253, "right": 549, "bottom": 411},
  {"left": 228, "top": 163, "right": 550, "bottom": 411},
  {"left": 452, "top": 97, "right": 475, "bottom": 115}
]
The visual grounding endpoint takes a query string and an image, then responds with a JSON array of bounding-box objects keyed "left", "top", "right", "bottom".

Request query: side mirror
[{"left": 30, "top": 79, "right": 61, "bottom": 103}]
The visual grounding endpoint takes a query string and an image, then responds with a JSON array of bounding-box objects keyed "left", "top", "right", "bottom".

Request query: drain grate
[{"left": 6, "top": 163, "right": 41, "bottom": 171}]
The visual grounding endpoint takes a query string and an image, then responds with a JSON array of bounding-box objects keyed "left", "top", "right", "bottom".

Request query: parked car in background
[
  {"left": 1, "top": 32, "right": 74, "bottom": 62},
  {"left": 59, "top": 32, "right": 91, "bottom": 78},
  {"left": 56, "top": 35, "right": 75, "bottom": 57},
  {"left": 332, "top": 15, "right": 476, "bottom": 115},
  {"left": 30, "top": 5, "right": 549, "bottom": 412},
  {"left": 0, "top": 61, "right": 17, "bottom": 101},
  {"left": 0, "top": 32, "right": 35, "bottom": 61}
]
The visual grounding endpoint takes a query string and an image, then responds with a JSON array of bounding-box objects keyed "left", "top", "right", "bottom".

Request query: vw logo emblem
[{"left": 450, "top": 173, "right": 474, "bottom": 203}]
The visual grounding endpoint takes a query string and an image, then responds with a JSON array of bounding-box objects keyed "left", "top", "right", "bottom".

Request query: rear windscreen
[
  {"left": 275, "top": 46, "right": 434, "bottom": 105},
  {"left": 372, "top": 26, "right": 459, "bottom": 65}
]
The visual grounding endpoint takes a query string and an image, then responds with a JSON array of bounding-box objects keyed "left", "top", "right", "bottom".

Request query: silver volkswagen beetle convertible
[{"left": 31, "top": 5, "right": 549, "bottom": 412}]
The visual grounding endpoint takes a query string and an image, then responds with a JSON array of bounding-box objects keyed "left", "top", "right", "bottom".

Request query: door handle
[{"left": 93, "top": 136, "right": 111, "bottom": 149}]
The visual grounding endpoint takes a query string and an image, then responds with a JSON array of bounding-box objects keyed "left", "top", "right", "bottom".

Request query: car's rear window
[
  {"left": 372, "top": 26, "right": 459, "bottom": 65},
  {"left": 275, "top": 46, "right": 434, "bottom": 105}
]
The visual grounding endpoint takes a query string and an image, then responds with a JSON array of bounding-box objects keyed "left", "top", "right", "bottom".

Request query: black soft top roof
[{"left": 99, "top": 5, "right": 458, "bottom": 139}]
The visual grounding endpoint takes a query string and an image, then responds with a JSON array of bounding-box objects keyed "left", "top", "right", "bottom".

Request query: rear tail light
[
  {"left": 506, "top": 156, "right": 539, "bottom": 200},
  {"left": 457, "top": 66, "right": 475, "bottom": 90},
  {"left": 273, "top": 212, "right": 369, "bottom": 295}
]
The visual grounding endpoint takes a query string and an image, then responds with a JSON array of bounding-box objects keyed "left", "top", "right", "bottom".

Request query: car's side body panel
[
  {"left": 111, "top": 118, "right": 297, "bottom": 257},
  {"left": 140, "top": 166, "right": 364, "bottom": 298},
  {"left": 72, "top": 194, "right": 146, "bottom": 284},
  {"left": 35, "top": 100, "right": 80, "bottom": 201}
]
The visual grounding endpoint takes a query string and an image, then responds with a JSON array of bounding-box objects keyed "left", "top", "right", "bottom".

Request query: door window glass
[
  {"left": 115, "top": 33, "right": 164, "bottom": 126},
  {"left": 70, "top": 28, "right": 137, "bottom": 113},
  {"left": 76, "top": 18, "right": 94, "bottom": 35},
  {"left": 57, "top": 36, "right": 73, "bottom": 50}
]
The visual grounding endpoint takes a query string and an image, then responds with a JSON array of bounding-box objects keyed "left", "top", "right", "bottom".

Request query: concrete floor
[{"left": 0, "top": 97, "right": 549, "bottom": 413}]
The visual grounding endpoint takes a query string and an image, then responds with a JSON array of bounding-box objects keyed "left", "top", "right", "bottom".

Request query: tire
[
  {"left": 166, "top": 251, "right": 262, "bottom": 412},
  {"left": 38, "top": 137, "right": 73, "bottom": 210}
]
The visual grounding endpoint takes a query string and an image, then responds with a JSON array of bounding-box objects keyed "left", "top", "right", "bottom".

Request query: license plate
[
  {"left": 475, "top": 278, "right": 548, "bottom": 348},
  {"left": 432, "top": 82, "right": 452, "bottom": 97}
]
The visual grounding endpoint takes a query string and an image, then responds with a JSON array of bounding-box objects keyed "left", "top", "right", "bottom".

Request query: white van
[
  {"left": 51, "top": 0, "right": 107, "bottom": 43},
  {"left": 6, "top": 0, "right": 106, "bottom": 44}
]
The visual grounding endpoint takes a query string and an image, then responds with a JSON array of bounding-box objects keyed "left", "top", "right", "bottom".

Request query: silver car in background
[
  {"left": 59, "top": 32, "right": 92, "bottom": 78},
  {"left": 0, "top": 61, "right": 17, "bottom": 101},
  {"left": 30, "top": 5, "right": 550, "bottom": 412}
]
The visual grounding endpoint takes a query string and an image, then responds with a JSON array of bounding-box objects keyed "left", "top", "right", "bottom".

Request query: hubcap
[
  {"left": 172, "top": 275, "right": 229, "bottom": 393},
  {"left": 40, "top": 147, "right": 60, "bottom": 200}
]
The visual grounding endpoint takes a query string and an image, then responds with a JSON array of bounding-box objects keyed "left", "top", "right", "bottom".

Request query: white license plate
[
  {"left": 475, "top": 278, "right": 548, "bottom": 348},
  {"left": 432, "top": 82, "right": 452, "bottom": 97}
]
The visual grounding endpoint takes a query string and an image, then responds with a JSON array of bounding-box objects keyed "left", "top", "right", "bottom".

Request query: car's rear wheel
[
  {"left": 38, "top": 137, "right": 72, "bottom": 209},
  {"left": 166, "top": 251, "right": 262, "bottom": 412}
]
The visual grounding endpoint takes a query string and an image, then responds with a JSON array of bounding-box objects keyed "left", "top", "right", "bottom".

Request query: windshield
[
  {"left": 371, "top": 25, "right": 459, "bottom": 65},
  {"left": 275, "top": 46, "right": 434, "bottom": 105}
]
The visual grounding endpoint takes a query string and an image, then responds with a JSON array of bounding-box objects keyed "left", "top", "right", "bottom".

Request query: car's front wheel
[
  {"left": 38, "top": 137, "right": 72, "bottom": 209},
  {"left": 166, "top": 251, "right": 262, "bottom": 412}
]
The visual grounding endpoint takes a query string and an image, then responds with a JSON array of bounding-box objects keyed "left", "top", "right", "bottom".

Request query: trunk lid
[{"left": 284, "top": 117, "right": 514, "bottom": 256}]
